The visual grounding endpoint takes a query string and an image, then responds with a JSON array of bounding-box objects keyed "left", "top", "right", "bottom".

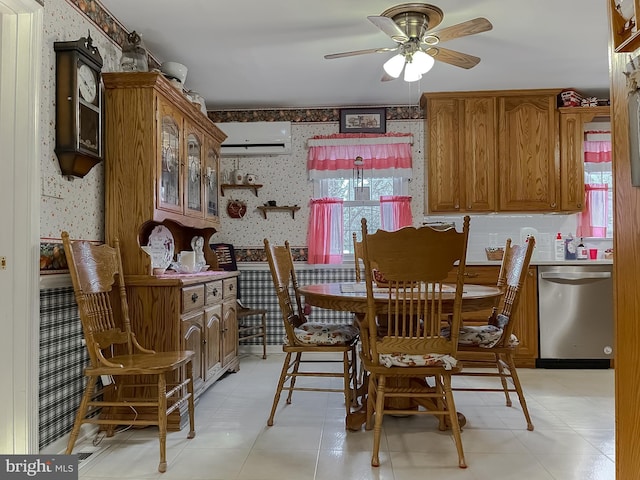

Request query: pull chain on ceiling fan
[{"left": 324, "top": 3, "right": 493, "bottom": 82}]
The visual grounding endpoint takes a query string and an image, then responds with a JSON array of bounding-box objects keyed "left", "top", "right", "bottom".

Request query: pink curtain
[
  {"left": 307, "top": 133, "right": 413, "bottom": 179},
  {"left": 577, "top": 184, "right": 609, "bottom": 238},
  {"left": 307, "top": 198, "right": 343, "bottom": 264},
  {"left": 380, "top": 195, "right": 412, "bottom": 231},
  {"left": 577, "top": 137, "right": 611, "bottom": 238}
]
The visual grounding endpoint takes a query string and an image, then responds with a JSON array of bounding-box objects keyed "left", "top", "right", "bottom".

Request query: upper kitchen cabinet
[
  {"left": 425, "top": 95, "right": 496, "bottom": 213},
  {"left": 103, "top": 72, "right": 226, "bottom": 274},
  {"left": 422, "top": 89, "right": 561, "bottom": 214},
  {"left": 559, "top": 106, "right": 611, "bottom": 211},
  {"left": 497, "top": 91, "right": 560, "bottom": 211}
]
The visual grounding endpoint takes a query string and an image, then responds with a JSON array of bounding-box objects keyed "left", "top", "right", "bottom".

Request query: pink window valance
[
  {"left": 584, "top": 140, "right": 612, "bottom": 163},
  {"left": 307, "top": 133, "right": 413, "bottom": 180}
]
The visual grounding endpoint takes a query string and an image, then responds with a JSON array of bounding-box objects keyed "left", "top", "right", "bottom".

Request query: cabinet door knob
[
  {"left": 229, "top": 284, "right": 234, "bottom": 291},
  {"left": 212, "top": 288, "right": 218, "bottom": 296},
  {"left": 191, "top": 292, "right": 199, "bottom": 302},
  {"left": 550, "top": 202, "right": 557, "bottom": 208}
]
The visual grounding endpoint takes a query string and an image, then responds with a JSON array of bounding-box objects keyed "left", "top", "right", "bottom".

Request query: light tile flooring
[{"left": 75, "top": 351, "right": 615, "bottom": 480}]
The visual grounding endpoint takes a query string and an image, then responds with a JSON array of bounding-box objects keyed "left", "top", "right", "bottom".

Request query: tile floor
[{"left": 74, "top": 351, "right": 615, "bottom": 480}]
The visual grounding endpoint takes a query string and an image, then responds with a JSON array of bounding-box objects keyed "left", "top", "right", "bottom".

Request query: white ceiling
[{"left": 98, "top": 0, "right": 612, "bottom": 110}]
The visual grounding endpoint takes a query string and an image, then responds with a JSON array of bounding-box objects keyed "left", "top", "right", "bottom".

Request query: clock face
[{"left": 77, "top": 63, "right": 97, "bottom": 103}]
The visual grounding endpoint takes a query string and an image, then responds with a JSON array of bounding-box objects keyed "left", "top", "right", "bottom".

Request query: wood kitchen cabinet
[
  {"left": 559, "top": 106, "right": 611, "bottom": 211},
  {"left": 421, "top": 89, "right": 562, "bottom": 214},
  {"left": 449, "top": 265, "right": 538, "bottom": 368},
  {"left": 426, "top": 96, "right": 496, "bottom": 212}
]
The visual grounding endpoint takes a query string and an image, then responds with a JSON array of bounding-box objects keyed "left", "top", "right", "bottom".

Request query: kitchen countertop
[{"left": 467, "top": 259, "right": 613, "bottom": 266}]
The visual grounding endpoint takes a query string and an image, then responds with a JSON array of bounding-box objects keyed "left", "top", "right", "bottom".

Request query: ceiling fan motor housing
[{"left": 381, "top": 3, "right": 444, "bottom": 40}]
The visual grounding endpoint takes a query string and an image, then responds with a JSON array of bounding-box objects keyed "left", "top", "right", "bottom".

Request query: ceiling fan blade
[
  {"left": 381, "top": 71, "right": 399, "bottom": 82},
  {"left": 428, "top": 46, "right": 480, "bottom": 69},
  {"left": 324, "top": 46, "right": 397, "bottom": 60},
  {"left": 367, "top": 15, "right": 409, "bottom": 42},
  {"left": 424, "top": 18, "right": 492, "bottom": 45}
]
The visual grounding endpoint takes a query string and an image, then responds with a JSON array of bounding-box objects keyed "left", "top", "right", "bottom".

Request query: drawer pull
[
  {"left": 229, "top": 284, "right": 234, "bottom": 291},
  {"left": 212, "top": 288, "right": 218, "bottom": 296},
  {"left": 464, "top": 272, "right": 478, "bottom": 278},
  {"left": 191, "top": 292, "right": 199, "bottom": 303}
]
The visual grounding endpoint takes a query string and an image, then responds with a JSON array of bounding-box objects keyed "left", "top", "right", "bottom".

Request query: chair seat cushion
[
  {"left": 378, "top": 352, "right": 458, "bottom": 370},
  {"left": 294, "top": 322, "right": 359, "bottom": 345},
  {"left": 447, "top": 324, "right": 519, "bottom": 348}
]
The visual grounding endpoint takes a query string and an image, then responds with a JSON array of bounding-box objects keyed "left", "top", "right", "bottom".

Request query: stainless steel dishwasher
[{"left": 537, "top": 264, "right": 613, "bottom": 368}]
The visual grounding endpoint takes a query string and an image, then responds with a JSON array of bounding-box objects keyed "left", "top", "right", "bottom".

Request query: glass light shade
[
  {"left": 412, "top": 50, "right": 435, "bottom": 74},
  {"left": 403, "top": 61, "right": 423, "bottom": 82},
  {"left": 383, "top": 53, "right": 406, "bottom": 78}
]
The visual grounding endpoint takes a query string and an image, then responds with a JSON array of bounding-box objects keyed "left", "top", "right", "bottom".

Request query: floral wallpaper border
[{"left": 207, "top": 106, "right": 423, "bottom": 124}]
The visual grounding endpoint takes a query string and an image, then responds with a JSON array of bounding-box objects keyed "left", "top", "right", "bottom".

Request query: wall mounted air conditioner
[{"left": 215, "top": 121, "right": 292, "bottom": 156}]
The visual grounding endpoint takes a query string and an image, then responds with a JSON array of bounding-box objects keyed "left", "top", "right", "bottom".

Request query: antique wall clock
[{"left": 54, "top": 33, "right": 103, "bottom": 178}]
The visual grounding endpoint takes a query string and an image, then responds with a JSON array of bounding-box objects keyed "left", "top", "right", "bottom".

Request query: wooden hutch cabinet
[
  {"left": 422, "top": 89, "right": 563, "bottom": 213},
  {"left": 102, "top": 72, "right": 238, "bottom": 429}
]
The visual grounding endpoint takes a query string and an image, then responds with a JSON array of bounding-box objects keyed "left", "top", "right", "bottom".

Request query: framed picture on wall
[{"left": 339, "top": 108, "right": 386, "bottom": 134}]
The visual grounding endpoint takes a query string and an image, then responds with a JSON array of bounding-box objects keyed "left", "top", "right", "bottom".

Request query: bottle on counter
[
  {"left": 577, "top": 237, "right": 588, "bottom": 260},
  {"left": 555, "top": 232, "right": 565, "bottom": 260},
  {"left": 564, "top": 233, "right": 577, "bottom": 260}
]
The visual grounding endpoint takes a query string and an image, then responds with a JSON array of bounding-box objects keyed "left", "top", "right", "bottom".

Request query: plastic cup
[{"left": 589, "top": 248, "right": 598, "bottom": 260}]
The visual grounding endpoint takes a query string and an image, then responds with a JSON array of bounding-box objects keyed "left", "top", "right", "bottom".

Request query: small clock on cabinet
[{"left": 54, "top": 33, "right": 103, "bottom": 178}]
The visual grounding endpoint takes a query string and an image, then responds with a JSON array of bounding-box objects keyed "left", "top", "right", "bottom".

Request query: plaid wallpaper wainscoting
[
  {"left": 238, "top": 267, "right": 357, "bottom": 345},
  {"left": 39, "top": 286, "right": 87, "bottom": 450}
]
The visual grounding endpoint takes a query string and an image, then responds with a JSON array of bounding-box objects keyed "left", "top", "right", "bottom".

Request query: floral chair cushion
[
  {"left": 442, "top": 324, "right": 519, "bottom": 349},
  {"left": 293, "top": 322, "right": 359, "bottom": 345},
  {"left": 378, "top": 352, "right": 458, "bottom": 370}
]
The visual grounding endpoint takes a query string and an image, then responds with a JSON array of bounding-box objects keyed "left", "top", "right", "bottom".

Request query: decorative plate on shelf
[{"left": 147, "top": 225, "right": 174, "bottom": 269}]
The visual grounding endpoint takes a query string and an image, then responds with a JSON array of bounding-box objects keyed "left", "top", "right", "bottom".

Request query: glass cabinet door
[
  {"left": 185, "top": 129, "right": 203, "bottom": 217},
  {"left": 204, "top": 137, "right": 220, "bottom": 221},
  {"left": 158, "top": 103, "right": 182, "bottom": 213}
]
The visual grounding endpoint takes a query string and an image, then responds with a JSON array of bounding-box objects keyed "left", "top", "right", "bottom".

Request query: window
[
  {"left": 314, "top": 176, "right": 408, "bottom": 254},
  {"left": 584, "top": 162, "right": 613, "bottom": 237}
]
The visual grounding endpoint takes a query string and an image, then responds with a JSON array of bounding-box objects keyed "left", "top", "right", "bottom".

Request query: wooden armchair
[
  {"left": 451, "top": 237, "right": 536, "bottom": 430},
  {"left": 61, "top": 232, "right": 196, "bottom": 473},
  {"left": 360, "top": 216, "right": 470, "bottom": 468},
  {"left": 264, "top": 238, "right": 359, "bottom": 427}
]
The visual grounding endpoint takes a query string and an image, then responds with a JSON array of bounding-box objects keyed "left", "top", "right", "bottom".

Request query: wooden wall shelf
[
  {"left": 257, "top": 205, "right": 300, "bottom": 219},
  {"left": 220, "top": 184, "right": 262, "bottom": 197}
]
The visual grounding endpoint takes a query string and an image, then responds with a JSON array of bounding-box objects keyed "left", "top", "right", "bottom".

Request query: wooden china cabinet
[{"left": 102, "top": 72, "right": 239, "bottom": 430}]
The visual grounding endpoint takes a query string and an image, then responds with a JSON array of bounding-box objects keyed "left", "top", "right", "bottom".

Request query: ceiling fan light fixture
[
  {"left": 383, "top": 53, "right": 406, "bottom": 78},
  {"left": 412, "top": 50, "right": 435, "bottom": 74},
  {"left": 403, "top": 60, "right": 422, "bottom": 82}
]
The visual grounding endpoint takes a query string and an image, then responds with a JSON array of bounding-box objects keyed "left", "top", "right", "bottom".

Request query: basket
[{"left": 485, "top": 247, "right": 504, "bottom": 261}]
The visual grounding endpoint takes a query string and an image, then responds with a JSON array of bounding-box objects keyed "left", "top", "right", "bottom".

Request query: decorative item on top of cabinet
[{"left": 559, "top": 106, "right": 611, "bottom": 211}]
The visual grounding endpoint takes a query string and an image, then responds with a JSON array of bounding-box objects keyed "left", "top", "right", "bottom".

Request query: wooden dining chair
[
  {"left": 263, "top": 238, "right": 359, "bottom": 427},
  {"left": 450, "top": 236, "right": 536, "bottom": 431},
  {"left": 360, "top": 216, "right": 471, "bottom": 469},
  {"left": 211, "top": 243, "right": 267, "bottom": 359},
  {"left": 61, "top": 232, "right": 196, "bottom": 473}
]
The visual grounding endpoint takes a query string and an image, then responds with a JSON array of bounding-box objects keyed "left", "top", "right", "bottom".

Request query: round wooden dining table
[{"left": 298, "top": 281, "right": 503, "bottom": 431}]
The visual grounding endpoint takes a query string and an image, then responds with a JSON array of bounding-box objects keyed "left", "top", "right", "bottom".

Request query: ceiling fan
[{"left": 324, "top": 3, "right": 492, "bottom": 82}]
